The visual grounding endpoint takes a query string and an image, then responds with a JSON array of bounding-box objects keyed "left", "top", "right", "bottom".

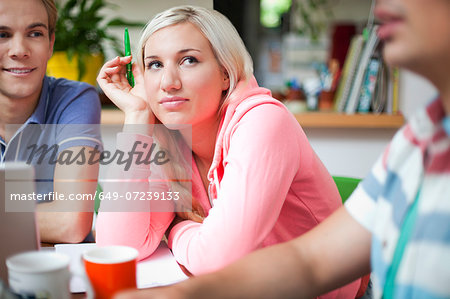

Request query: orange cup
[{"left": 83, "top": 246, "right": 138, "bottom": 299}]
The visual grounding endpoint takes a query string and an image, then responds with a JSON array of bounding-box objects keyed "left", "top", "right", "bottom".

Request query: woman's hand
[{"left": 97, "top": 56, "right": 155, "bottom": 125}]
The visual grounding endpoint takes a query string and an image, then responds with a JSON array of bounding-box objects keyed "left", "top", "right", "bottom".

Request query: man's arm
[
  {"left": 37, "top": 146, "right": 99, "bottom": 243},
  {"left": 116, "top": 206, "right": 372, "bottom": 299}
]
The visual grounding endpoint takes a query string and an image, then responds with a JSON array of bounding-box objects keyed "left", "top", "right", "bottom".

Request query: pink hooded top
[{"left": 96, "top": 77, "right": 360, "bottom": 298}]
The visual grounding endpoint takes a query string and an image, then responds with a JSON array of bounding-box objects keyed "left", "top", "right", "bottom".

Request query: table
[{"left": 41, "top": 242, "right": 189, "bottom": 297}]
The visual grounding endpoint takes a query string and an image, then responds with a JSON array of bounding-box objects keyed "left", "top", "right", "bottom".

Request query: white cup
[{"left": 6, "top": 251, "right": 93, "bottom": 299}]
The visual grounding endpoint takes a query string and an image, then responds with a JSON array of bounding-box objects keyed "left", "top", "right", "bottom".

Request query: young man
[
  {"left": 0, "top": 0, "right": 102, "bottom": 243},
  {"left": 116, "top": 0, "right": 450, "bottom": 298}
]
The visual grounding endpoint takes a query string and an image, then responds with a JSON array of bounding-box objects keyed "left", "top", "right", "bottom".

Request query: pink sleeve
[
  {"left": 168, "top": 104, "right": 303, "bottom": 275},
  {"left": 96, "top": 133, "right": 174, "bottom": 260}
]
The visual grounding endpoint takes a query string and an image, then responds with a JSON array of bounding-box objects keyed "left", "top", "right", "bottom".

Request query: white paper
[
  {"left": 136, "top": 242, "right": 189, "bottom": 288},
  {"left": 54, "top": 243, "right": 95, "bottom": 293},
  {"left": 54, "top": 242, "right": 188, "bottom": 293}
]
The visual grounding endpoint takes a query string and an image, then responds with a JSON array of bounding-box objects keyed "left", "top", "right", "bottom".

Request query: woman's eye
[
  {"left": 181, "top": 56, "right": 198, "bottom": 65},
  {"left": 147, "top": 61, "right": 162, "bottom": 70}
]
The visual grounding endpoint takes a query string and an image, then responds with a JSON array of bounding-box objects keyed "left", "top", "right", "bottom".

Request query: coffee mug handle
[{"left": 71, "top": 265, "right": 95, "bottom": 299}]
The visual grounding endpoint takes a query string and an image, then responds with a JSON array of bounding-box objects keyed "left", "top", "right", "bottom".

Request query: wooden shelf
[
  {"left": 294, "top": 112, "right": 405, "bottom": 129},
  {"left": 101, "top": 108, "right": 405, "bottom": 129},
  {"left": 101, "top": 108, "right": 124, "bottom": 124}
]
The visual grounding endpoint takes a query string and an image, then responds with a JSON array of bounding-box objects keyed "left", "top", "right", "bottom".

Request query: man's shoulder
[
  {"left": 46, "top": 76, "right": 96, "bottom": 95},
  {"left": 41, "top": 76, "right": 101, "bottom": 123},
  {"left": 45, "top": 76, "right": 99, "bottom": 106}
]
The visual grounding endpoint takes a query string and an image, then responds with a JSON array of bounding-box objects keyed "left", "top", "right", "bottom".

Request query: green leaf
[
  {"left": 53, "top": 0, "right": 143, "bottom": 78},
  {"left": 77, "top": 54, "right": 86, "bottom": 81},
  {"left": 106, "top": 18, "right": 145, "bottom": 27}
]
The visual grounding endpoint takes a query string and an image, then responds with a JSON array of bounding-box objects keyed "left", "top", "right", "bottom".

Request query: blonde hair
[
  {"left": 40, "top": 0, "right": 57, "bottom": 37},
  {"left": 138, "top": 5, "right": 254, "bottom": 221}
]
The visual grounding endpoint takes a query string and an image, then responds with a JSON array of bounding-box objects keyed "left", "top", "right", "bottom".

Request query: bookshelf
[{"left": 101, "top": 108, "right": 405, "bottom": 129}]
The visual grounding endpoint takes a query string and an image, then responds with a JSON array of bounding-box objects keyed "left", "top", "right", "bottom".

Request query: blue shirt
[{"left": 0, "top": 76, "right": 102, "bottom": 195}]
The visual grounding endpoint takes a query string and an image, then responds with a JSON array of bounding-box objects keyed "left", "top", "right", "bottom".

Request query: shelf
[
  {"left": 101, "top": 108, "right": 124, "bottom": 124},
  {"left": 101, "top": 108, "right": 405, "bottom": 129},
  {"left": 294, "top": 112, "right": 405, "bottom": 129}
]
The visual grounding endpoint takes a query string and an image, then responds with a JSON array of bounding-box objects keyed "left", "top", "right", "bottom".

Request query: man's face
[
  {"left": 0, "top": 0, "right": 54, "bottom": 103},
  {"left": 375, "top": 0, "right": 450, "bottom": 78}
]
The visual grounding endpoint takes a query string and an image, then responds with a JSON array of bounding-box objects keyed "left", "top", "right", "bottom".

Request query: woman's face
[
  {"left": 375, "top": 0, "right": 450, "bottom": 77},
  {"left": 143, "top": 22, "right": 229, "bottom": 127}
]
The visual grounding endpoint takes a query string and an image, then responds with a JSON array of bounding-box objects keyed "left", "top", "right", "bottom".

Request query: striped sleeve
[{"left": 345, "top": 150, "right": 387, "bottom": 233}]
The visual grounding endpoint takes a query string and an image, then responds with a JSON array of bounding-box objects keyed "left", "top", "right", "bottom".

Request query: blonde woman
[
  {"left": 96, "top": 5, "right": 359, "bottom": 298},
  {"left": 117, "top": 0, "right": 450, "bottom": 298}
]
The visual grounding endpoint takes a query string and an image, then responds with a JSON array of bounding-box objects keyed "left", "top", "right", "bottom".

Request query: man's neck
[
  {"left": 440, "top": 82, "right": 450, "bottom": 117},
  {"left": 427, "top": 62, "right": 450, "bottom": 116},
  {"left": 0, "top": 95, "right": 40, "bottom": 141}
]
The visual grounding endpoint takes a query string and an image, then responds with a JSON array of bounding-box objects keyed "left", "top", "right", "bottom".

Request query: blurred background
[{"left": 49, "top": 0, "right": 437, "bottom": 178}]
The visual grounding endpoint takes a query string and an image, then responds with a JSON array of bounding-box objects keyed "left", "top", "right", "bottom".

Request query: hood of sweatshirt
[{"left": 206, "top": 76, "right": 285, "bottom": 201}]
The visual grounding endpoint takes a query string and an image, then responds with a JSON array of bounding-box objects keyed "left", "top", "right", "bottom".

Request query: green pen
[{"left": 124, "top": 28, "right": 135, "bottom": 87}]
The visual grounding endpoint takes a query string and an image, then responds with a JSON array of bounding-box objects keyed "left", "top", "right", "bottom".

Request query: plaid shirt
[{"left": 346, "top": 98, "right": 450, "bottom": 298}]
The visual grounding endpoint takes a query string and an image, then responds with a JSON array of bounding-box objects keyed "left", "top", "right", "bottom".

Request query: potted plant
[{"left": 47, "top": 0, "right": 144, "bottom": 86}]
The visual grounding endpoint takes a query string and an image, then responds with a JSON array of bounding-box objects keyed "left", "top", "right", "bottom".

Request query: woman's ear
[{"left": 222, "top": 68, "right": 230, "bottom": 91}]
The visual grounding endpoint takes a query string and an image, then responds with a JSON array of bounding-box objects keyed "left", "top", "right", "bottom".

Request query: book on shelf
[
  {"left": 354, "top": 42, "right": 392, "bottom": 114},
  {"left": 345, "top": 25, "right": 380, "bottom": 114},
  {"left": 357, "top": 57, "right": 399, "bottom": 115},
  {"left": 334, "top": 34, "right": 365, "bottom": 112},
  {"left": 332, "top": 26, "right": 401, "bottom": 115},
  {"left": 386, "top": 66, "right": 400, "bottom": 114},
  {"left": 371, "top": 57, "right": 389, "bottom": 113},
  {"left": 357, "top": 56, "right": 381, "bottom": 113}
]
